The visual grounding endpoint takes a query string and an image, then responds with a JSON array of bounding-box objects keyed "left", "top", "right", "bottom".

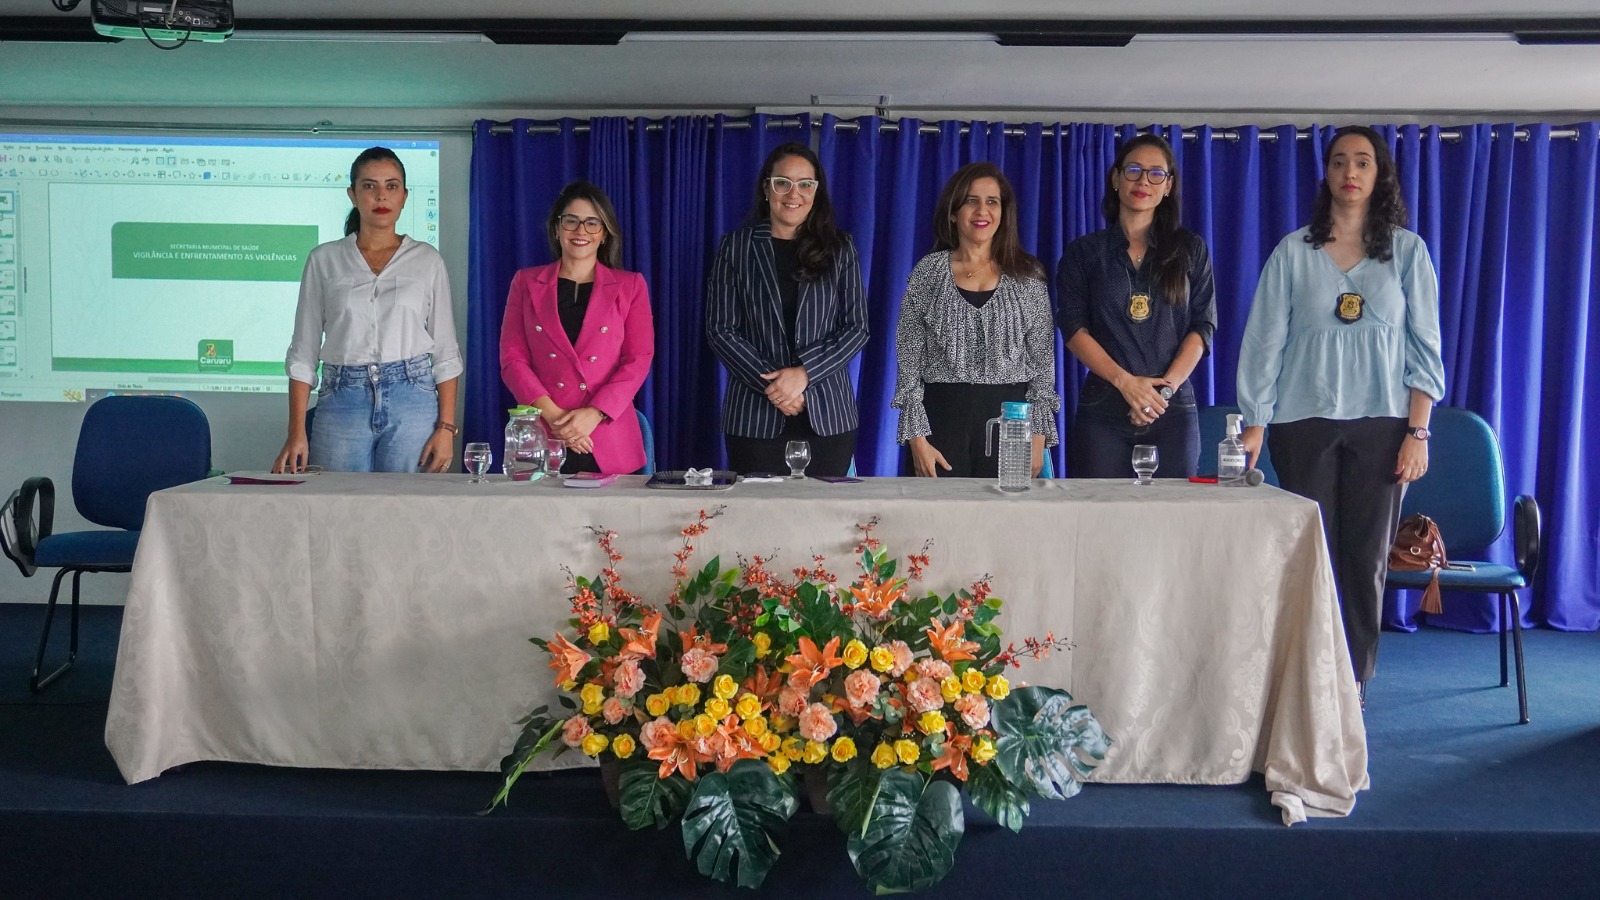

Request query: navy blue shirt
[{"left": 1055, "top": 225, "right": 1217, "bottom": 388}]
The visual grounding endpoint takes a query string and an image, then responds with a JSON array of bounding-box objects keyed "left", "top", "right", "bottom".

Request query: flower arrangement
[{"left": 486, "top": 508, "right": 1111, "bottom": 892}]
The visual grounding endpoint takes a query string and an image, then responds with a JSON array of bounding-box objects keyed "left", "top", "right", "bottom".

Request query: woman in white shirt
[{"left": 272, "top": 147, "right": 463, "bottom": 473}]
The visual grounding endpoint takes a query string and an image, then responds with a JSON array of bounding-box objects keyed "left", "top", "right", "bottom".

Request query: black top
[
  {"left": 770, "top": 237, "right": 801, "bottom": 353},
  {"left": 956, "top": 286, "right": 996, "bottom": 309},
  {"left": 557, "top": 277, "right": 594, "bottom": 346}
]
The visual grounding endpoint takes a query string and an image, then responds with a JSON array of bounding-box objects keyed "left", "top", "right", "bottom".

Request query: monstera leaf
[
  {"left": 619, "top": 763, "right": 691, "bottom": 831},
  {"left": 991, "top": 686, "right": 1112, "bottom": 801},
  {"left": 680, "top": 760, "right": 799, "bottom": 888},
  {"left": 827, "top": 761, "right": 884, "bottom": 835},
  {"left": 966, "top": 758, "right": 1031, "bottom": 833},
  {"left": 846, "top": 768, "right": 964, "bottom": 894}
]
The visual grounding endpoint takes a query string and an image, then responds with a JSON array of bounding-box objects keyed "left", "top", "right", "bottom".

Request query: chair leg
[
  {"left": 29, "top": 568, "right": 81, "bottom": 693},
  {"left": 1507, "top": 591, "right": 1529, "bottom": 725},
  {"left": 1498, "top": 593, "right": 1510, "bottom": 687}
]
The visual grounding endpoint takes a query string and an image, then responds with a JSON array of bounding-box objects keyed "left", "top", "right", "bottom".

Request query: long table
[{"left": 105, "top": 473, "right": 1366, "bottom": 824}]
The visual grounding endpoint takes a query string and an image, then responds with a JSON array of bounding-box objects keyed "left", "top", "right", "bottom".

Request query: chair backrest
[
  {"left": 72, "top": 395, "right": 212, "bottom": 531},
  {"left": 1196, "top": 404, "right": 1279, "bottom": 486},
  {"left": 636, "top": 408, "right": 656, "bottom": 475},
  {"left": 1399, "top": 407, "right": 1505, "bottom": 554},
  {"left": 1041, "top": 450, "right": 1056, "bottom": 478}
]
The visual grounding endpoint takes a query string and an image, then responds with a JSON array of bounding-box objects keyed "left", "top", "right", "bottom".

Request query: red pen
[{"left": 1189, "top": 475, "right": 1218, "bottom": 483}]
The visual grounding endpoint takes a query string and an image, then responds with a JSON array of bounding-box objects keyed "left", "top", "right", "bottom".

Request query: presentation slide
[{"left": 0, "top": 134, "right": 440, "bottom": 402}]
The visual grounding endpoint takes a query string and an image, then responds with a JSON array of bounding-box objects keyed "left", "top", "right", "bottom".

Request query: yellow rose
[
  {"left": 919, "top": 710, "right": 947, "bottom": 735},
  {"left": 704, "top": 697, "right": 730, "bottom": 720},
  {"left": 962, "top": 669, "right": 987, "bottom": 694},
  {"left": 970, "top": 738, "right": 997, "bottom": 765},
  {"left": 869, "top": 646, "right": 895, "bottom": 673},
  {"left": 645, "top": 692, "right": 670, "bottom": 718},
  {"left": 768, "top": 753, "right": 792, "bottom": 775},
  {"left": 985, "top": 674, "right": 1011, "bottom": 701},
  {"left": 693, "top": 714, "right": 717, "bottom": 737},
  {"left": 803, "top": 741, "right": 829, "bottom": 765},
  {"left": 744, "top": 716, "right": 769, "bottom": 737},
  {"left": 830, "top": 737, "right": 858, "bottom": 763},
  {"left": 781, "top": 736, "right": 804, "bottom": 761},
  {"left": 753, "top": 632, "right": 773, "bottom": 659},
  {"left": 894, "top": 739, "right": 920, "bottom": 766},
  {"left": 713, "top": 673, "right": 738, "bottom": 701},
  {"left": 678, "top": 683, "right": 701, "bottom": 707},
  {"left": 771, "top": 716, "right": 795, "bottom": 734},
  {"left": 735, "top": 693, "right": 763, "bottom": 720},
  {"left": 580, "top": 683, "right": 606, "bottom": 715},
  {"left": 842, "top": 639, "right": 868, "bottom": 669},
  {"left": 759, "top": 732, "right": 782, "bottom": 753},
  {"left": 587, "top": 620, "right": 610, "bottom": 646},
  {"left": 611, "top": 733, "right": 637, "bottom": 759},
  {"left": 940, "top": 676, "right": 963, "bottom": 703},
  {"left": 870, "top": 743, "right": 897, "bottom": 769},
  {"left": 580, "top": 733, "right": 609, "bottom": 757},
  {"left": 676, "top": 719, "right": 697, "bottom": 741}
]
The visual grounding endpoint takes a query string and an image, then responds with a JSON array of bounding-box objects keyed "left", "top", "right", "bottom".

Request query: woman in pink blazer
[{"left": 500, "top": 181, "right": 655, "bottom": 475}]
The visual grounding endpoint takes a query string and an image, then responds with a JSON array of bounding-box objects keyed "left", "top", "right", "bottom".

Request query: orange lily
[
  {"left": 710, "top": 721, "right": 768, "bottom": 772},
  {"left": 547, "top": 632, "right": 592, "bottom": 686},
  {"left": 647, "top": 727, "right": 700, "bottom": 781},
  {"left": 617, "top": 610, "right": 662, "bottom": 660},
  {"left": 849, "top": 576, "right": 908, "bottom": 619},
  {"left": 679, "top": 625, "right": 729, "bottom": 656},
  {"left": 925, "top": 618, "right": 979, "bottom": 662},
  {"left": 742, "top": 665, "right": 785, "bottom": 702},
  {"left": 784, "top": 636, "right": 844, "bottom": 691},
  {"left": 931, "top": 728, "right": 973, "bottom": 782}
]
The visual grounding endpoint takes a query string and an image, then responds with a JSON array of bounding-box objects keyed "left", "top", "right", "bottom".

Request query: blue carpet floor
[{"left": 2, "top": 602, "right": 1597, "bottom": 899}]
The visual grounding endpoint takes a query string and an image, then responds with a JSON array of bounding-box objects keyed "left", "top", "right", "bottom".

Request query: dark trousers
[
  {"left": 1268, "top": 416, "right": 1408, "bottom": 683},
  {"left": 725, "top": 413, "right": 857, "bottom": 478},
  {"left": 917, "top": 381, "right": 1031, "bottom": 479},
  {"left": 1068, "top": 378, "right": 1199, "bottom": 479}
]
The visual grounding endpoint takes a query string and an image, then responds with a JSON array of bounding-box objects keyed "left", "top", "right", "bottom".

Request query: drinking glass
[
  {"left": 1132, "top": 444, "right": 1159, "bottom": 485},
  {"left": 463, "top": 442, "right": 492, "bottom": 483},
  {"left": 784, "top": 440, "right": 811, "bottom": 479},
  {"left": 544, "top": 438, "right": 568, "bottom": 478}
]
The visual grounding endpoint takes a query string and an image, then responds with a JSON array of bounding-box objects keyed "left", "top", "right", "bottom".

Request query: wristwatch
[{"left": 1407, "top": 426, "right": 1430, "bottom": 441}]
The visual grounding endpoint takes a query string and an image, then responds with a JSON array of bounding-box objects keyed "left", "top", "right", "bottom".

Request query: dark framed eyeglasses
[
  {"left": 558, "top": 214, "right": 605, "bottom": 235},
  {"left": 1120, "top": 165, "right": 1170, "bottom": 185},
  {"left": 767, "top": 176, "right": 820, "bottom": 195}
]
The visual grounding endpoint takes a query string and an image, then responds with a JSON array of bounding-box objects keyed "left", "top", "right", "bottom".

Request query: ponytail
[{"left": 344, "top": 207, "right": 361, "bottom": 236}]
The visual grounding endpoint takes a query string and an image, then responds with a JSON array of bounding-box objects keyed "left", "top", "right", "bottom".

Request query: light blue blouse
[{"left": 1237, "top": 226, "right": 1446, "bottom": 426}]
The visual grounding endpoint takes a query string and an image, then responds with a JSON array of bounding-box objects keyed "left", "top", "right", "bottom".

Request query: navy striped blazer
[{"left": 704, "top": 222, "right": 869, "bottom": 438}]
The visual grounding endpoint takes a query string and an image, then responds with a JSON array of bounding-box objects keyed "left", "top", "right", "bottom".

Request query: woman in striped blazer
[{"left": 705, "top": 142, "right": 869, "bottom": 476}]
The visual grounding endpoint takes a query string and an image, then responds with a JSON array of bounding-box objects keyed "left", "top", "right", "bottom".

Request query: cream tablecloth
[{"left": 105, "top": 474, "right": 1365, "bottom": 824}]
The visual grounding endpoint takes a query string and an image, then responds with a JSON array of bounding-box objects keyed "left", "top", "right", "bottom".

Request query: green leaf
[
  {"left": 966, "top": 760, "right": 1030, "bottom": 833},
  {"left": 846, "top": 768, "right": 964, "bottom": 894},
  {"left": 878, "top": 558, "right": 898, "bottom": 581},
  {"left": 827, "top": 760, "right": 884, "bottom": 835},
  {"left": 481, "top": 714, "right": 563, "bottom": 813},
  {"left": 680, "top": 759, "right": 799, "bottom": 888},
  {"left": 619, "top": 763, "right": 692, "bottom": 831},
  {"left": 556, "top": 694, "right": 577, "bottom": 710},
  {"left": 991, "top": 686, "right": 1112, "bottom": 800}
]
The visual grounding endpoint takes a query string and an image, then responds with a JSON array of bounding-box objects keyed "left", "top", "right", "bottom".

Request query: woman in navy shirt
[{"left": 1055, "top": 134, "right": 1216, "bottom": 478}]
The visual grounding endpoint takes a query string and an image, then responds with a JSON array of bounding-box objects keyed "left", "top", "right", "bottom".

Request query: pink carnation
[
  {"left": 844, "top": 669, "right": 881, "bottom": 709},
  {"left": 777, "top": 686, "right": 808, "bottom": 718},
  {"left": 680, "top": 647, "right": 719, "bottom": 684},
  {"left": 602, "top": 696, "right": 627, "bottom": 725},
  {"left": 915, "top": 659, "right": 953, "bottom": 681},
  {"left": 955, "top": 693, "right": 990, "bottom": 729},
  {"left": 888, "top": 641, "right": 914, "bottom": 678},
  {"left": 560, "top": 714, "right": 592, "bottom": 748},
  {"left": 798, "top": 702, "right": 838, "bottom": 743},
  {"left": 640, "top": 716, "right": 676, "bottom": 751},
  {"left": 613, "top": 658, "right": 645, "bottom": 698},
  {"left": 906, "top": 677, "right": 944, "bottom": 714}
]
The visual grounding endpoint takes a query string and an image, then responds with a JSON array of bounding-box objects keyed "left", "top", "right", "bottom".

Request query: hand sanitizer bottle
[{"left": 1218, "top": 413, "right": 1247, "bottom": 486}]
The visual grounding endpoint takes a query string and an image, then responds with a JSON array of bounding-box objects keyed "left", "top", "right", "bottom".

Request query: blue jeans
[
  {"left": 310, "top": 356, "right": 438, "bottom": 473},
  {"left": 1068, "top": 377, "right": 1199, "bottom": 478}
]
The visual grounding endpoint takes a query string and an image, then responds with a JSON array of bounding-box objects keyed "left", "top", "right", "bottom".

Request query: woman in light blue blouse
[{"left": 1237, "top": 125, "right": 1446, "bottom": 697}]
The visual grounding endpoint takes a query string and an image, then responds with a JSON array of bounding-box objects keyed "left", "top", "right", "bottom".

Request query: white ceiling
[{"left": 3, "top": 1, "right": 1600, "bottom": 122}]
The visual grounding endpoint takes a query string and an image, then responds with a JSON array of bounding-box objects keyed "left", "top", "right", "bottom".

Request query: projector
[{"left": 91, "top": 0, "right": 234, "bottom": 43}]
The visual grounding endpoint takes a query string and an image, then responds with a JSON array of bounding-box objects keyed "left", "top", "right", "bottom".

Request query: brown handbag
[{"left": 1389, "top": 513, "right": 1448, "bottom": 615}]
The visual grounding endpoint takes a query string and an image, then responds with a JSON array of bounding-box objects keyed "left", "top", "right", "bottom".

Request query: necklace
[{"left": 956, "top": 256, "right": 992, "bottom": 279}]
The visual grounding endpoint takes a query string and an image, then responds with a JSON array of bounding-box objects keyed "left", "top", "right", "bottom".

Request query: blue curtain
[{"left": 470, "top": 115, "right": 1598, "bottom": 632}]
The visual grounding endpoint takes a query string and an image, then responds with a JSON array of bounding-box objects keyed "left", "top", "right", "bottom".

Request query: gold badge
[
  {"left": 1128, "top": 292, "right": 1152, "bottom": 322},
  {"left": 1336, "top": 292, "right": 1364, "bottom": 323}
]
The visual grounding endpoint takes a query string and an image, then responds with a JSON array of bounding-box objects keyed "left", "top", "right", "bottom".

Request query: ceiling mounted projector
[{"left": 91, "top": 0, "right": 234, "bottom": 43}]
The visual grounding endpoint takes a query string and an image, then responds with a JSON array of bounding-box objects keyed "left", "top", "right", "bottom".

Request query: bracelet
[{"left": 434, "top": 421, "right": 458, "bottom": 434}]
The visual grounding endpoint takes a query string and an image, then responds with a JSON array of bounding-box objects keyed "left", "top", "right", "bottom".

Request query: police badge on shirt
[
  {"left": 1336, "top": 291, "right": 1364, "bottom": 323},
  {"left": 1128, "top": 292, "right": 1152, "bottom": 323}
]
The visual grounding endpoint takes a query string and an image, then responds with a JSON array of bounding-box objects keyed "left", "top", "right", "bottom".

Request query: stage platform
[{"left": 3, "top": 603, "right": 1597, "bottom": 899}]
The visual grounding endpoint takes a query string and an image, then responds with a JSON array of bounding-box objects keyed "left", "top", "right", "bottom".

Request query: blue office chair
[
  {"left": 1385, "top": 407, "right": 1539, "bottom": 724},
  {"left": 636, "top": 408, "right": 656, "bottom": 475},
  {"left": 0, "top": 395, "right": 212, "bottom": 692},
  {"left": 1196, "top": 404, "right": 1279, "bottom": 485}
]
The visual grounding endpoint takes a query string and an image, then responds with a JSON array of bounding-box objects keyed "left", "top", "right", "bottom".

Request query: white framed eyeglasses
[
  {"left": 558, "top": 214, "right": 605, "bottom": 234},
  {"left": 1120, "top": 165, "right": 1170, "bottom": 185},
  {"left": 767, "top": 176, "right": 820, "bottom": 195}
]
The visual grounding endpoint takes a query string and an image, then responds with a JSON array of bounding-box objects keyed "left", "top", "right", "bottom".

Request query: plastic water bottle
[
  {"left": 503, "top": 406, "right": 548, "bottom": 482},
  {"left": 1218, "top": 413, "right": 1247, "bottom": 486},
  {"left": 985, "top": 401, "right": 1033, "bottom": 493}
]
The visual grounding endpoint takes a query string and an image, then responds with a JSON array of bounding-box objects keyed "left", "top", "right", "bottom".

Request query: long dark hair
[
  {"left": 1305, "top": 125, "right": 1408, "bottom": 262},
  {"left": 1101, "top": 134, "right": 1189, "bottom": 306},
  {"left": 748, "top": 142, "right": 844, "bottom": 281},
  {"left": 930, "top": 161, "right": 1044, "bottom": 281},
  {"left": 344, "top": 146, "right": 407, "bottom": 236},
  {"left": 545, "top": 180, "right": 624, "bottom": 270}
]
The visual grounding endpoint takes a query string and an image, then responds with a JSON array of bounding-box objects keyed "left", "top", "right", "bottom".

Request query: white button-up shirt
[{"left": 285, "top": 234, "right": 464, "bottom": 385}]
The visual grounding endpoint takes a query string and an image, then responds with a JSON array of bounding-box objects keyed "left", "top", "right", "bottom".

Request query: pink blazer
[{"left": 500, "top": 262, "right": 655, "bottom": 475}]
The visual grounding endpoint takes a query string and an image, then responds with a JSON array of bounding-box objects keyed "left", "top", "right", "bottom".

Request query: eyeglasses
[
  {"left": 767, "top": 176, "right": 820, "bottom": 195},
  {"left": 1120, "top": 165, "right": 1170, "bottom": 185},
  {"left": 558, "top": 214, "right": 605, "bottom": 235}
]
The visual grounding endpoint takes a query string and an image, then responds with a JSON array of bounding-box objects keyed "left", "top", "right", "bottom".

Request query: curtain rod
[{"left": 503, "top": 119, "right": 1579, "bottom": 143}]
